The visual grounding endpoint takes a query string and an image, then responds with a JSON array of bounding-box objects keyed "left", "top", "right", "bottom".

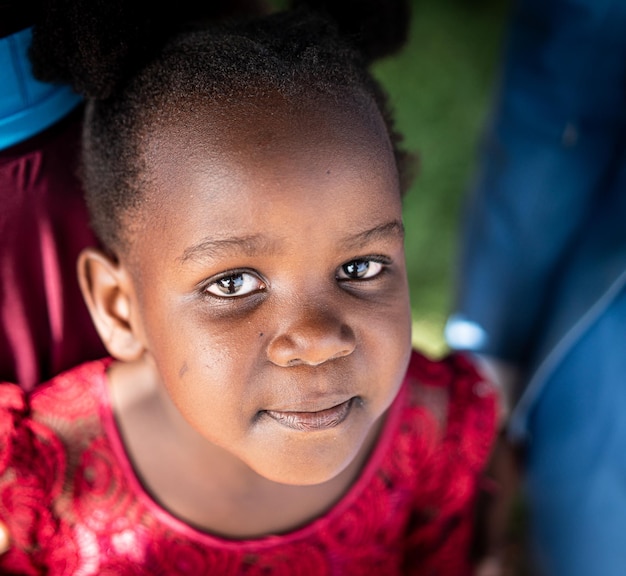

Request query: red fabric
[
  {"left": 0, "top": 350, "right": 496, "bottom": 575},
  {"left": 0, "top": 108, "right": 106, "bottom": 391}
]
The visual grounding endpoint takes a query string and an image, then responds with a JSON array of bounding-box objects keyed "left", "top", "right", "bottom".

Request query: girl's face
[{"left": 122, "top": 95, "right": 412, "bottom": 486}]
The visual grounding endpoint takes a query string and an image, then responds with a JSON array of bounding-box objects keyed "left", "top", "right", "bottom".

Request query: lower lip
[{"left": 264, "top": 398, "right": 355, "bottom": 432}]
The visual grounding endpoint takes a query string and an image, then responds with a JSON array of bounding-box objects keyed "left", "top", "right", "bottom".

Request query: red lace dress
[{"left": 0, "top": 350, "right": 496, "bottom": 575}]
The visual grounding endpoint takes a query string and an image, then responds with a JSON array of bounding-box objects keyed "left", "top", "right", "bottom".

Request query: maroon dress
[
  {"left": 0, "top": 350, "right": 496, "bottom": 575},
  {"left": 0, "top": 108, "right": 106, "bottom": 390}
]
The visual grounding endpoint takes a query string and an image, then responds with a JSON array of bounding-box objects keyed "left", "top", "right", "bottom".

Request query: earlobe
[{"left": 77, "top": 248, "right": 145, "bottom": 362}]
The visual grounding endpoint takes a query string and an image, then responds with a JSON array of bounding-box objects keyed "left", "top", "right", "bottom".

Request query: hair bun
[{"left": 292, "top": 0, "right": 411, "bottom": 62}]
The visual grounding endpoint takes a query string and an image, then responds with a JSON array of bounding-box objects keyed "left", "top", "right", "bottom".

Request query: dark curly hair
[{"left": 29, "top": 2, "right": 414, "bottom": 251}]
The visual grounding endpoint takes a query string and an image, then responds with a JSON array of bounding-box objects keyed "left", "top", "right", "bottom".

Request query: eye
[
  {"left": 204, "top": 271, "right": 266, "bottom": 297},
  {"left": 337, "top": 258, "right": 385, "bottom": 280}
]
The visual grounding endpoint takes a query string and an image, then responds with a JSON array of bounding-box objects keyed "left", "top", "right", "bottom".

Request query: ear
[{"left": 77, "top": 247, "right": 145, "bottom": 362}]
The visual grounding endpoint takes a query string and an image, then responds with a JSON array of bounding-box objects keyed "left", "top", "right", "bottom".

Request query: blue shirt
[{"left": 0, "top": 27, "right": 83, "bottom": 150}]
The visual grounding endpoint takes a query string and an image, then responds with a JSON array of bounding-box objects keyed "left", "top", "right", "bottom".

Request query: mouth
[{"left": 263, "top": 398, "right": 356, "bottom": 432}]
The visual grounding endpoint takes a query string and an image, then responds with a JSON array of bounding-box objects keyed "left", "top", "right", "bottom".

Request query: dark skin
[
  {"left": 1, "top": 1, "right": 507, "bottom": 565},
  {"left": 78, "top": 93, "right": 413, "bottom": 538},
  {"left": 0, "top": 0, "right": 270, "bottom": 550},
  {"left": 0, "top": 44, "right": 403, "bottom": 546}
]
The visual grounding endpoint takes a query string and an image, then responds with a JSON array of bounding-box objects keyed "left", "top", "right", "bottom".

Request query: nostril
[
  {"left": 327, "top": 347, "right": 353, "bottom": 362},
  {"left": 288, "top": 349, "right": 351, "bottom": 367}
]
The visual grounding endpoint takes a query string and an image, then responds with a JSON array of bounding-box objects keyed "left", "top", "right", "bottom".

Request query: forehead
[
  {"left": 126, "top": 92, "right": 401, "bottom": 255},
  {"left": 145, "top": 91, "right": 396, "bottom": 185}
]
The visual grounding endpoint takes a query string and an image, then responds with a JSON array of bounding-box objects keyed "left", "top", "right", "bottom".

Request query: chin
[
  {"left": 245, "top": 409, "right": 377, "bottom": 487},
  {"left": 254, "top": 441, "right": 364, "bottom": 487},
  {"left": 262, "top": 469, "right": 348, "bottom": 489},
  {"left": 275, "top": 465, "right": 348, "bottom": 487}
]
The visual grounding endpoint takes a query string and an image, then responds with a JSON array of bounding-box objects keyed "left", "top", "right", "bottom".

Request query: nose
[{"left": 266, "top": 305, "right": 356, "bottom": 368}]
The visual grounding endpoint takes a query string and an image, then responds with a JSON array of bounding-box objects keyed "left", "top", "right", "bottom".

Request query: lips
[{"left": 263, "top": 398, "right": 355, "bottom": 431}]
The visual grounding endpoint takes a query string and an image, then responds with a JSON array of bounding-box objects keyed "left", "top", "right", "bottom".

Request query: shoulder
[
  {"left": 29, "top": 357, "right": 112, "bottom": 423},
  {"left": 0, "top": 359, "right": 112, "bottom": 569},
  {"left": 0, "top": 381, "right": 66, "bottom": 568},
  {"left": 0, "top": 357, "right": 111, "bottom": 481},
  {"left": 0, "top": 381, "right": 66, "bottom": 477},
  {"left": 405, "top": 347, "right": 488, "bottom": 390},
  {"left": 0, "top": 357, "right": 112, "bottom": 493},
  {"left": 404, "top": 348, "right": 496, "bottom": 416},
  {"left": 0, "top": 382, "right": 30, "bottom": 474},
  {"left": 400, "top": 349, "right": 497, "bottom": 471}
]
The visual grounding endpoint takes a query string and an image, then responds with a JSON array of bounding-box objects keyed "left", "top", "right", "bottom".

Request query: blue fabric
[
  {"left": 445, "top": 0, "right": 626, "bottom": 572},
  {"left": 525, "top": 288, "right": 626, "bottom": 576},
  {"left": 0, "top": 27, "right": 83, "bottom": 151},
  {"left": 446, "top": 0, "right": 626, "bottom": 418}
]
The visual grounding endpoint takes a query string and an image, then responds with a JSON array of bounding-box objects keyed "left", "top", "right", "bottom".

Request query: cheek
[
  {"left": 376, "top": 305, "right": 412, "bottom": 369},
  {"left": 148, "top": 297, "right": 260, "bottom": 373},
  {"left": 159, "top": 351, "right": 253, "bottom": 451},
  {"left": 362, "top": 281, "right": 413, "bottom": 391},
  {"left": 153, "top": 311, "right": 266, "bottom": 427}
]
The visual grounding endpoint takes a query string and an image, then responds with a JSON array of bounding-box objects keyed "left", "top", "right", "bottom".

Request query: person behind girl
[
  {"left": 0, "top": 5, "right": 104, "bottom": 391},
  {"left": 0, "top": 6, "right": 496, "bottom": 574}
]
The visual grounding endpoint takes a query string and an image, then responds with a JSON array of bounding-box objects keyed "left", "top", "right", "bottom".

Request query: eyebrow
[
  {"left": 179, "top": 219, "right": 405, "bottom": 263},
  {"left": 340, "top": 219, "right": 405, "bottom": 251},
  {"left": 179, "top": 234, "right": 275, "bottom": 263}
]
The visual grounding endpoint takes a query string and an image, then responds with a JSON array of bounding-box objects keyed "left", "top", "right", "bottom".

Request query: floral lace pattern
[{"left": 0, "top": 351, "right": 496, "bottom": 575}]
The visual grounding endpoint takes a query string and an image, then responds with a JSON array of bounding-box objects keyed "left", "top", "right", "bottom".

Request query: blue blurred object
[
  {"left": 445, "top": 0, "right": 626, "bottom": 573},
  {"left": 0, "top": 27, "right": 82, "bottom": 150}
]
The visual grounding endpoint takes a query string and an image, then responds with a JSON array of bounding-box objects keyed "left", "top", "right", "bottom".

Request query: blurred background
[{"left": 372, "top": 0, "right": 511, "bottom": 357}]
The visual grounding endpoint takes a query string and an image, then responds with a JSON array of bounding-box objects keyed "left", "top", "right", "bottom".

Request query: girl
[{"left": 0, "top": 6, "right": 496, "bottom": 574}]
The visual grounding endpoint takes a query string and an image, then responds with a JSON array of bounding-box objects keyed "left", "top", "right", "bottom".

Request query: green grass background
[{"left": 372, "top": 0, "right": 511, "bottom": 357}]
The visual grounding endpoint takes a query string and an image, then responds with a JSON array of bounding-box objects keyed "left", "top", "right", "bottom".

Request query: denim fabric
[
  {"left": 447, "top": 0, "right": 626, "bottom": 419},
  {"left": 446, "top": 0, "right": 626, "bottom": 572}
]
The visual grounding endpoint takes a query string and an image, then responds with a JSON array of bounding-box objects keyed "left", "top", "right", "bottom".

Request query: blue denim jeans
[{"left": 446, "top": 0, "right": 626, "bottom": 573}]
